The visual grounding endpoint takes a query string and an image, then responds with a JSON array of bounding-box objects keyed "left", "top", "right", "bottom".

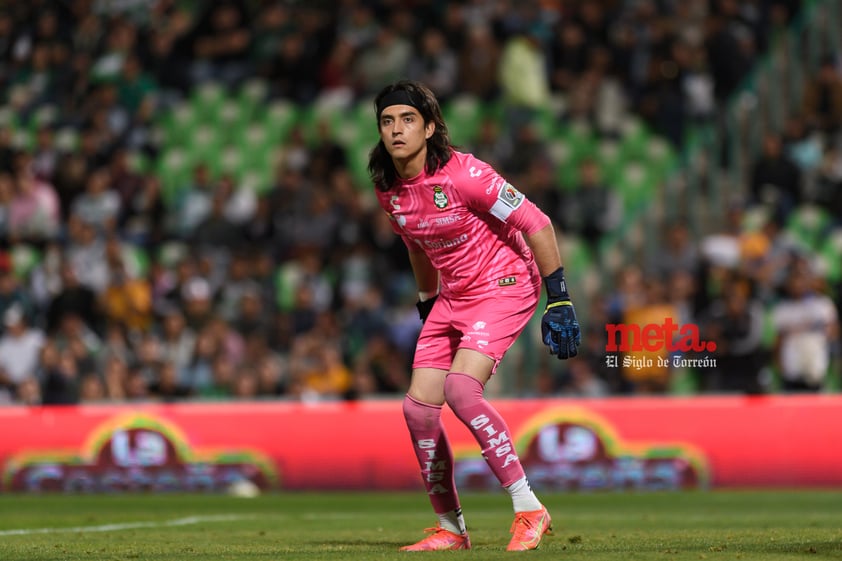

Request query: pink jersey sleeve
[{"left": 456, "top": 154, "right": 551, "bottom": 235}]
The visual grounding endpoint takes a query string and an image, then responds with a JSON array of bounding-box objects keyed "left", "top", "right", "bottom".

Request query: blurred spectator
[
  {"left": 316, "top": 38, "right": 357, "bottom": 108},
  {"left": 199, "top": 354, "right": 236, "bottom": 399},
  {"left": 190, "top": 1, "right": 253, "bottom": 89},
  {"left": 39, "top": 343, "right": 80, "bottom": 405},
  {"left": 79, "top": 372, "right": 107, "bottom": 403},
  {"left": 801, "top": 54, "right": 842, "bottom": 135},
  {"left": 351, "top": 333, "right": 410, "bottom": 396},
  {"left": 149, "top": 360, "right": 191, "bottom": 401},
  {"left": 559, "top": 359, "right": 609, "bottom": 398},
  {"left": 408, "top": 28, "right": 458, "bottom": 103},
  {"left": 0, "top": 172, "right": 13, "bottom": 242},
  {"left": 0, "top": 304, "right": 45, "bottom": 398},
  {"left": 192, "top": 185, "right": 245, "bottom": 250},
  {"left": 498, "top": 29, "right": 551, "bottom": 129},
  {"left": 46, "top": 260, "right": 99, "bottom": 334},
  {"left": 9, "top": 163, "right": 61, "bottom": 243},
  {"left": 518, "top": 156, "right": 565, "bottom": 229},
  {"left": 457, "top": 25, "right": 501, "bottom": 101},
  {"left": 619, "top": 277, "right": 676, "bottom": 394},
  {"left": 647, "top": 221, "right": 701, "bottom": 280},
  {"left": 750, "top": 132, "right": 802, "bottom": 219},
  {"left": 99, "top": 260, "right": 152, "bottom": 333},
  {"left": 173, "top": 163, "right": 214, "bottom": 239},
  {"left": 70, "top": 166, "right": 121, "bottom": 234},
  {"left": 353, "top": 26, "right": 413, "bottom": 98},
  {"left": 770, "top": 261, "right": 839, "bottom": 391},
  {"left": 781, "top": 115, "right": 823, "bottom": 174},
  {"left": 270, "top": 31, "right": 321, "bottom": 104},
  {"left": 121, "top": 172, "right": 166, "bottom": 248},
  {"left": 563, "top": 158, "right": 622, "bottom": 253},
  {"left": 116, "top": 54, "right": 157, "bottom": 116},
  {"left": 289, "top": 332, "right": 352, "bottom": 401},
  {"left": 701, "top": 274, "right": 768, "bottom": 393},
  {"left": 813, "top": 139, "right": 842, "bottom": 222},
  {"left": 469, "top": 117, "right": 513, "bottom": 172},
  {"left": 0, "top": 254, "right": 36, "bottom": 330},
  {"left": 180, "top": 276, "right": 216, "bottom": 331}
]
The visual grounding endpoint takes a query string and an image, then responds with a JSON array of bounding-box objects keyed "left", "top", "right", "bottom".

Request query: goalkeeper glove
[
  {"left": 416, "top": 294, "right": 437, "bottom": 323},
  {"left": 541, "top": 267, "right": 581, "bottom": 359}
]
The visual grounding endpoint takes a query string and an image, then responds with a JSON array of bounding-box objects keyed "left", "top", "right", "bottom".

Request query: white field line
[{"left": 0, "top": 514, "right": 254, "bottom": 537}]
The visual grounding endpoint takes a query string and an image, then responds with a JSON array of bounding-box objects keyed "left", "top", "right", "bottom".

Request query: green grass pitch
[{"left": 0, "top": 490, "right": 840, "bottom": 560}]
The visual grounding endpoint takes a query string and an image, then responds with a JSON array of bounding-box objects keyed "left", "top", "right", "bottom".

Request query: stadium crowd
[{"left": 0, "top": 0, "right": 838, "bottom": 406}]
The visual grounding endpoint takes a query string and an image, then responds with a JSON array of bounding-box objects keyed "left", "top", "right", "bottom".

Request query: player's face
[{"left": 378, "top": 104, "right": 434, "bottom": 163}]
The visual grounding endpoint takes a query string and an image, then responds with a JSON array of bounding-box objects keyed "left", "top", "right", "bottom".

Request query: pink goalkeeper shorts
[{"left": 413, "top": 278, "right": 541, "bottom": 372}]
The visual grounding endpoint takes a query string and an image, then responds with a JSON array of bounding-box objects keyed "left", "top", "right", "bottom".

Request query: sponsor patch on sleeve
[{"left": 490, "top": 183, "right": 525, "bottom": 221}]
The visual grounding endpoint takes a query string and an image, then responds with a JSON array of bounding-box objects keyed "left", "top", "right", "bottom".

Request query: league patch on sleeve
[{"left": 490, "top": 183, "right": 525, "bottom": 221}]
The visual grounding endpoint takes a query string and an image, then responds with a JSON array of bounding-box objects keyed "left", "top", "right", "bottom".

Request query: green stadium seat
[
  {"left": 161, "top": 101, "right": 197, "bottom": 148},
  {"left": 237, "top": 168, "right": 272, "bottom": 196},
  {"left": 188, "top": 124, "right": 224, "bottom": 172},
  {"left": 156, "top": 147, "right": 192, "bottom": 207},
  {"left": 123, "top": 244, "right": 149, "bottom": 278},
  {"left": 348, "top": 143, "right": 373, "bottom": 190},
  {"left": 0, "top": 105, "right": 18, "bottom": 130},
  {"left": 11, "top": 244, "right": 41, "bottom": 279},
  {"left": 191, "top": 81, "right": 226, "bottom": 122},
  {"left": 817, "top": 227, "right": 842, "bottom": 283},
  {"left": 126, "top": 149, "right": 149, "bottom": 174},
  {"left": 238, "top": 122, "right": 275, "bottom": 169},
  {"left": 263, "top": 99, "right": 299, "bottom": 144},
  {"left": 444, "top": 95, "right": 483, "bottom": 146},
  {"left": 30, "top": 103, "right": 58, "bottom": 131},
  {"left": 549, "top": 123, "right": 597, "bottom": 188},
  {"left": 596, "top": 139, "right": 624, "bottom": 183},
  {"left": 11, "top": 128, "right": 32, "bottom": 150},
  {"left": 615, "top": 160, "right": 655, "bottom": 210},
  {"left": 54, "top": 127, "right": 79, "bottom": 152},
  {"left": 785, "top": 204, "right": 831, "bottom": 252},
  {"left": 218, "top": 145, "right": 245, "bottom": 177},
  {"left": 644, "top": 137, "right": 678, "bottom": 178},
  {"left": 619, "top": 115, "right": 651, "bottom": 160},
  {"left": 217, "top": 99, "right": 249, "bottom": 142},
  {"left": 237, "top": 77, "right": 269, "bottom": 120}
]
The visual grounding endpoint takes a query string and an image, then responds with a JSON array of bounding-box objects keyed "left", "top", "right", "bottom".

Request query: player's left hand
[{"left": 541, "top": 267, "right": 581, "bottom": 359}]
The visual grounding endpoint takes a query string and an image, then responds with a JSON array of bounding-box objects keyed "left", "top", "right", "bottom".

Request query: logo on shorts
[
  {"left": 432, "top": 186, "right": 448, "bottom": 209},
  {"left": 472, "top": 321, "right": 486, "bottom": 331}
]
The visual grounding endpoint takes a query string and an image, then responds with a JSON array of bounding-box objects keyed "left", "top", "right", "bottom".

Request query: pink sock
[
  {"left": 444, "top": 373, "right": 525, "bottom": 487},
  {"left": 402, "top": 394, "right": 461, "bottom": 515}
]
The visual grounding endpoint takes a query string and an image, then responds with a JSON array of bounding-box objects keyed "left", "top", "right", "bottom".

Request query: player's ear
[{"left": 425, "top": 121, "right": 435, "bottom": 139}]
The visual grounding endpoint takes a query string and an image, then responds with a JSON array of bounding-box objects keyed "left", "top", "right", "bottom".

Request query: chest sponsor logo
[
  {"left": 432, "top": 186, "right": 448, "bottom": 209},
  {"left": 434, "top": 215, "right": 460, "bottom": 226}
]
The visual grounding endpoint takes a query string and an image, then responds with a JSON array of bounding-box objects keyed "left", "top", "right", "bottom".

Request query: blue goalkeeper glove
[{"left": 541, "top": 267, "right": 581, "bottom": 359}]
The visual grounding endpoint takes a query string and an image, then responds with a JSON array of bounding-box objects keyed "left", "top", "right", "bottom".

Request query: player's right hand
[{"left": 541, "top": 267, "right": 581, "bottom": 359}]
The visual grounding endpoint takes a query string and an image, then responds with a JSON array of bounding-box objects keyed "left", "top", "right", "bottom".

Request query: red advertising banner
[{"left": 1, "top": 395, "right": 840, "bottom": 493}]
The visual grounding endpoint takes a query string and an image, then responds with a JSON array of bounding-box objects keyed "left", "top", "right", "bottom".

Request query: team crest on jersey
[
  {"left": 432, "top": 186, "right": 449, "bottom": 209},
  {"left": 498, "top": 183, "right": 525, "bottom": 209}
]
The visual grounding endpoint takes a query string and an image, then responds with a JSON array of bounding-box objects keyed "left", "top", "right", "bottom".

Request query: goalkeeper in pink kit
[{"left": 369, "top": 80, "right": 581, "bottom": 551}]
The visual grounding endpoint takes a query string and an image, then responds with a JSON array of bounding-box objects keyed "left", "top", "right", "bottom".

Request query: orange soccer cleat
[
  {"left": 506, "top": 505, "right": 553, "bottom": 551},
  {"left": 400, "top": 525, "right": 471, "bottom": 551}
]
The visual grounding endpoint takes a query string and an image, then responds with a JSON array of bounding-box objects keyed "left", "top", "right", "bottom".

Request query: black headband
[{"left": 377, "top": 90, "right": 423, "bottom": 117}]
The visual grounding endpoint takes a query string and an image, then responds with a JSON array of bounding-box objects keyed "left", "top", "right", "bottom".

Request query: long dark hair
[{"left": 368, "top": 80, "right": 452, "bottom": 191}]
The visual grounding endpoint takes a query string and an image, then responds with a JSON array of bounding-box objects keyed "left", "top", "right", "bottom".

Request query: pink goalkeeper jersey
[{"left": 375, "top": 150, "right": 550, "bottom": 299}]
